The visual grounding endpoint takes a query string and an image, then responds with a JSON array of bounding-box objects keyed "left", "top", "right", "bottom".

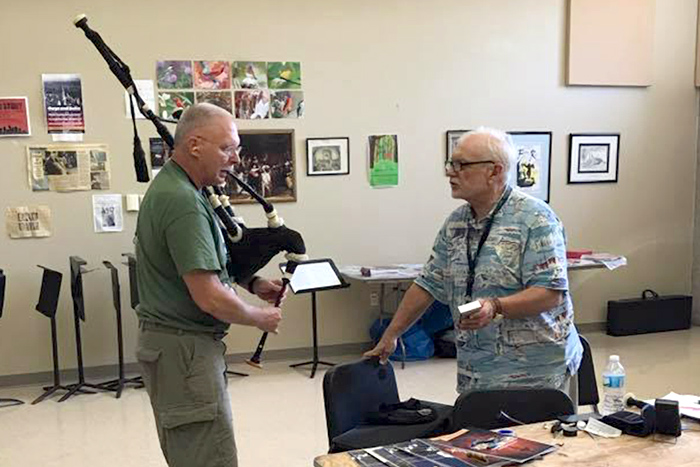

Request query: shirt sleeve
[
  {"left": 165, "top": 211, "right": 223, "bottom": 276},
  {"left": 521, "top": 211, "right": 569, "bottom": 291},
  {"left": 415, "top": 221, "right": 450, "bottom": 303}
]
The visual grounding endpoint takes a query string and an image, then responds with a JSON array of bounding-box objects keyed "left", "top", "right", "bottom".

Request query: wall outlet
[{"left": 370, "top": 291, "right": 380, "bottom": 307}]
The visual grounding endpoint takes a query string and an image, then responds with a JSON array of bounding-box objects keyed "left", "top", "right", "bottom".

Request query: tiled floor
[{"left": 0, "top": 328, "right": 698, "bottom": 466}]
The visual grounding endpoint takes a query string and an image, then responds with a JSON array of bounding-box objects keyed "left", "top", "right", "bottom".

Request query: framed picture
[
  {"left": 223, "top": 130, "right": 296, "bottom": 204},
  {"left": 306, "top": 137, "right": 350, "bottom": 176},
  {"left": 568, "top": 133, "right": 620, "bottom": 184},
  {"left": 446, "top": 130, "right": 469, "bottom": 161},
  {"left": 509, "top": 131, "right": 552, "bottom": 203}
]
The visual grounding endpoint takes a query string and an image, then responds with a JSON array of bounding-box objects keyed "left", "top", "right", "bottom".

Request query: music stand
[
  {"left": 57, "top": 256, "right": 108, "bottom": 402},
  {"left": 96, "top": 261, "right": 144, "bottom": 398},
  {"left": 0, "top": 268, "right": 24, "bottom": 408},
  {"left": 285, "top": 259, "right": 350, "bottom": 378},
  {"left": 31, "top": 266, "right": 73, "bottom": 404}
]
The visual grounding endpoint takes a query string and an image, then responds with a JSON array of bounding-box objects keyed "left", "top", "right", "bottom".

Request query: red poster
[{"left": 0, "top": 97, "right": 31, "bottom": 136}]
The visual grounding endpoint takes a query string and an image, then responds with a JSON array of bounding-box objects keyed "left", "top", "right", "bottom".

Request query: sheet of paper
[
  {"left": 287, "top": 261, "right": 341, "bottom": 293},
  {"left": 5, "top": 206, "right": 52, "bottom": 238},
  {"left": 125, "top": 79, "right": 155, "bottom": 118},
  {"left": 92, "top": 194, "right": 123, "bottom": 233}
]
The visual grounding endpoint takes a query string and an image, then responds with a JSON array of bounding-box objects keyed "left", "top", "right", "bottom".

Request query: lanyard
[{"left": 466, "top": 187, "right": 512, "bottom": 298}]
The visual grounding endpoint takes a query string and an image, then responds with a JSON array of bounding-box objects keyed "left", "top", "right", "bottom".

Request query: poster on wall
[
  {"left": 368, "top": 134, "right": 399, "bottom": 187},
  {"left": 196, "top": 91, "right": 233, "bottom": 113},
  {"left": 509, "top": 132, "right": 552, "bottom": 203},
  {"left": 270, "top": 91, "right": 304, "bottom": 119},
  {"left": 223, "top": 130, "right": 296, "bottom": 204},
  {"left": 5, "top": 206, "right": 52, "bottom": 239},
  {"left": 149, "top": 137, "right": 169, "bottom": 176},
  {"left": 193, "top": 60, "right": 231, "bottom": 90},
  {"left": 42, "top": 74, "right": 85, "bottom": 134},
  {"left": 156, "top": 60, "right": 193, "bottom": 89},
  {"left": 234, "top": 90, "right": 270, "bottom": 119},
  {"left": 27, "top": 144, "right": 109, "bottom": 192},
  {"left": 0, "top": 97, "right": 31, "bottom": 137},
  {"left": 232, "top": 61, "right": 268, "bottom": 89},
  {"left": 267, "top": 62, "right": 302, "bottom": 89},
  {"left": 92, "top": 194, "right": 123, "bottom": 233}
]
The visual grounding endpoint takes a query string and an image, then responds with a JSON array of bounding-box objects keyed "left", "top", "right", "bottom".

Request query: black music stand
[
  {"left": 0, "top": 269, "right": 24, "bottom": 408},
  {"left": 97, "top": 261, "right": 144, "bottom": 398},
  {"left": 31, "top": 266, "right": 73, "bottom": 404},
  {"left": 286, "top": 259, "right": 350, "bottom": 378},
  {"left": 58, "top": 256, "right": 108, "bottom": 402}
]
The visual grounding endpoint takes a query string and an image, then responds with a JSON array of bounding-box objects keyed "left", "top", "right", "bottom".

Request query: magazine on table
[{"left": 430, "top": 428, "right": 556, "bottom": 464}]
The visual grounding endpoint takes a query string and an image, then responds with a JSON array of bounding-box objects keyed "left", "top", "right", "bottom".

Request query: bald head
[
  {"left": 457, "top": 127, "right": 515, "bottom": 185},
  {"left": 174, "top": 103, "right": 233, "bottom": 148}
]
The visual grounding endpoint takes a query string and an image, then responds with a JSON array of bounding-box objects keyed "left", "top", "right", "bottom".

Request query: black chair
[
  {"left": 578, "top": 335, "right": 600, "bottom": 413},
  {"left": 452, "top": 388, "right": 575, "bottom": 430},
  {"left": 323, "top": 358, "right": 453, "bottom": 453}
]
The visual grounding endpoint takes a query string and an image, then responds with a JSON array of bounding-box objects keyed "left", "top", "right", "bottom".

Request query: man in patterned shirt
[{"left": 365, "top": 128, "right": 582, "bottom": 401}]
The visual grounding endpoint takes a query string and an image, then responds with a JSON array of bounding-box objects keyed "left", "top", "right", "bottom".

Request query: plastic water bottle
[{"left": 601, "top": 355, "right": 626, "bottom": 415}]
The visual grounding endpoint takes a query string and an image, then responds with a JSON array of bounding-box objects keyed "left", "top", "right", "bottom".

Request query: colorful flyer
[
  {"left": 270, "top": 91, "right": 304, "bottom": 119},
  {"left": 0, "top": 97, "right": 31, "bottom": 137},
  {"left": 194, "top": 61, "right": 231, "bottom": 90},
  {"left": 196, "top": 91, "right": 233, "bottom": 113},
  {"left": 42, "top": 74, "right": 85, "bottom": 134},
  {"left": 369, "top": 134, "right": 399, "bottom": 187},
  {"left": 157, "top": 91, "right": 194, "bottom": 119},
  {"left": 234, "top": 90, "right": 270, "bottom": 119},
  {"left": 232, "top": 61, "right": 268, "bottom": 89},
  {"left": 156, "top": 60, "right": 193, "bottom": 89},
  {"left": 267, "top": 62, "right": 302, "bottom": 89}
]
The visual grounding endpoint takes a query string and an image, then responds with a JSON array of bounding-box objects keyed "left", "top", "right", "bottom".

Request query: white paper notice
[
  {"left": 125, "top": 80, "right": 155, "bottom": 119},
  {"left": 92, "top": 194, "right": 123, "bottom": 233},
  {"left": 288, "top": 261, "right": 341, "bottom": 293}
]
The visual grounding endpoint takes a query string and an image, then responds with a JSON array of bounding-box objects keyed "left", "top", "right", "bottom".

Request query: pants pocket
[{"left": 136, "top": 347, "right": 162, "bottom": 399}]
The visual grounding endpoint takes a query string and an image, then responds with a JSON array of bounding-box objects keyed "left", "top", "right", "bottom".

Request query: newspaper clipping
[
  {"left": 92, "top": 194, "right": 123, "bottom": 233},
  {"left": 27, "top": 144, "right": 110, "bottom": 192},
  {"left": 42, "top": 74, "right": 85, "bottom": 134},
  {"left": 5, "top": 206, "right": 52, "bottom": 239}
]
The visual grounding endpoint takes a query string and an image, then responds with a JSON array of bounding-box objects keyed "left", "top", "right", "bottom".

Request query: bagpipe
[{"left": 73, "top": 14, "right": 307, "bottom": 365}]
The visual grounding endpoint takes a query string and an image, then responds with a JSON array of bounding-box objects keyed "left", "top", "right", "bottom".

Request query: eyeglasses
[
  {"left": 445, "top": 159, "right": 495, "bottom": 172},
  {"left": 196, "top": 135, "right": 243, "bottom": 158}
]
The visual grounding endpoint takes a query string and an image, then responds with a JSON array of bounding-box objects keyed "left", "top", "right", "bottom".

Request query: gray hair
[
  {"left": 459, "top": 127, "right": 516, "bottom": 184},
  {"left": 173, "top": 103, "right": 231, "bottom": 147}
]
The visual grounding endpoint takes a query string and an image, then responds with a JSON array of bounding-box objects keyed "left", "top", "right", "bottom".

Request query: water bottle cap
[{"left": 610, "top": 355, "right": 620, "bottom": 362}]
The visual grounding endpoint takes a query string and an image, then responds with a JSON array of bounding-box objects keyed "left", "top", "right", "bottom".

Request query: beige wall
[{"left": 0, "top": 0, "right": 697, "bottom": 377}]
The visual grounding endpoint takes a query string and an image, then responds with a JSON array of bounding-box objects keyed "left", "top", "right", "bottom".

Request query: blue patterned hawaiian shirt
[{"left": 415, "top": 187, "right": 582, "bottom": 394}]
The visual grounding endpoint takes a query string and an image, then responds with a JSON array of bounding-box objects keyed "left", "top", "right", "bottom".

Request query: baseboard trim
[
  {"left": 0, "top": 341, "right": 373, "bottom": 389},
  {"left": 576, "top": 322, "right": 607, "bottom": 333}
]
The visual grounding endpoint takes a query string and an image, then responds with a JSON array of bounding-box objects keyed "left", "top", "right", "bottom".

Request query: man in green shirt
[{"left": 135, "top": 103, "right": 283, "bottom": 467}]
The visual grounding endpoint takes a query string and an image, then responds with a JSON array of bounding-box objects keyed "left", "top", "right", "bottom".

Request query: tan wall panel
[{"left": 568, "top": 0, "right": 655, "bottom": 86}]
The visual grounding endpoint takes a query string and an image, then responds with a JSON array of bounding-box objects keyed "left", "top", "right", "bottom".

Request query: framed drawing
[
  {"left": 224, "top": 129, "right": 296, "bottom": 203},
  {"left": 509, "top": 131, "right": 552, "bottom": 203},
  {"left": 445, "top": 129, "right": 470, "bottom": 161},
  {"left": 568, "top": 133, "right": 620, "bottom": 184},
  {"left": 306, "top": 137, "right": 349, "bottom": 176}
]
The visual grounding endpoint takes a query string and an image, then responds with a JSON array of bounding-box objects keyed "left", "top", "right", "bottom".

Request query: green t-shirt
[{"left": 135, "top": 160, "right": 230, "bottom": 333}]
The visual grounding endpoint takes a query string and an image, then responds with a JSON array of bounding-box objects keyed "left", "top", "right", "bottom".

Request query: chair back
[
  {"left": 577, "top": 335, "right": 599, "bottom": 412},
  {"left": 452, "top": 388, "right": 574, "bottom": 430},
  {"left": 322, "top": 358, "right": 400, "bottom": 443}
]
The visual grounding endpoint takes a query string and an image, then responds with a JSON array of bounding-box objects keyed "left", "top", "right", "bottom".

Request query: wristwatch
[{"left": 490, "top": 297, "right": 505, "bottom": 322}]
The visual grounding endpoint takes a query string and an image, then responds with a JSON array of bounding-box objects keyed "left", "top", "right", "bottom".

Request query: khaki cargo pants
[{"left": 137, "top": 321, "right": 237, "bottom": 467}]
